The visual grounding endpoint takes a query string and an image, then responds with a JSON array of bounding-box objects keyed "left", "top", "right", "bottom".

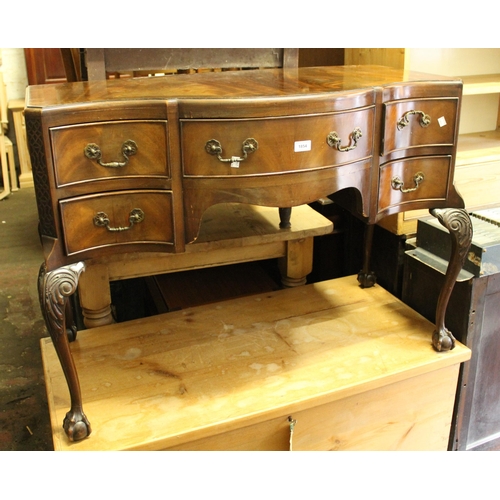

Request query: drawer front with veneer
[
  {"left": 181, "top": 108, "right": 374, "bottom": 178},
  {"left": 50, "top": 121, "right": 169, "bottom": 187},
  {"left": 378, "top": 156, "right": 452, "bottom": 214},
  {"left": 382, "top": 98, "right": 458, "bottom": 156},
  {"left": 59, "top": 190, "right": 175, "bottom": 256}
]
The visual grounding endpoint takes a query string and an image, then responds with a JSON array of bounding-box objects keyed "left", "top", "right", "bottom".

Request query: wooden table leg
[
  {"left": 78, "top": 263, "right": 115, "bottom": 328},
  {"left": 38, "top": 261, "right": 91, "bottom": 441},
  {"left": 279, "top": 237, "right": 314, "bottom": 287},
  {"left": 430, "top": 208, "right": 473, "bottom": 352},
  {"left": 279, "top": 207, "right": 292, "bottom": 229},
  {"left": 0, "top": 137, "right": 12, "bottom": 201}
]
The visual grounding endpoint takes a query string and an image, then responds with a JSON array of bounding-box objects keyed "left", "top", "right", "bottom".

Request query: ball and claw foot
[
  {"left": 432, "top": 328, "right": 456, "bottom": 352},
  {"left": 67, "top": 324, "right": 78, "bottom": 342},
  {"left": 357, "top": 270, "right": 376, "bottom": 288},
  {"left": 63, "top": 410, "right": 92, "bottom": 442}
]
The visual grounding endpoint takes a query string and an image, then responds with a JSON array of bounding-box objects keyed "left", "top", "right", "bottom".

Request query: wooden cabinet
[
  {"left": 24, "top": 48, "right": 67, "bottom": 85},
  {"left": 27, "top": 66, "right": 465, "bottom": 269},
  {"left": 26, "top": 65, "right": 472, "bottom": 444},
  {"left": 40, "top": 276, "right": 470, "bottom": 451},
  {"left": 346, "top": 48, "right": 500, "bottom": 234}
]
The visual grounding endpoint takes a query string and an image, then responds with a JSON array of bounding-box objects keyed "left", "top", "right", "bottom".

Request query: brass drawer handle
[
  {"left": 391, "top": 172, "right": 425, "bottom": 193},
  {"left": 205, "top": 138, "right": 258, "bottom": 167},
  {"left": 326, "top": 127, "right": 362, "bottom": 152},
  {"left": 397, "top": 110, "right": 431, "bottom": 131},
  {"left": 93, "top": 208, "right": 144, "bottom": 232},
  {"left": 84, "top": 140, "right": 138, "bottom": 168}
]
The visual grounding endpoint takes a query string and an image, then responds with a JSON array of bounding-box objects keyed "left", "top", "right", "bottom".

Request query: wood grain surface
[{"left": 41, "top": 275, "right": 470, "bottom": 451}]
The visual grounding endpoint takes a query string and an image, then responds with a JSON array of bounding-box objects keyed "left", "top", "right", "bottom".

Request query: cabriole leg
[
  {"left": 430, "top": 208, "right": 473, "bottom": 352},
  {"left": 357, "top": 223, "right": 376, "bottom": 288},
  {"left": 38, "top": 261, "right": 91, "bottom": 441}
]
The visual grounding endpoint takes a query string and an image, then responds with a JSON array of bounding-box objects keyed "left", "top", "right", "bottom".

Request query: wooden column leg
[
  {"left": 357, "top": 223, "right": 376, "bottom": 288},
  {"left": 78, "top": 263, "right": 115, "bottom": 328},
  {"left": 279, "top": 237, "right": 314, "bottom": 287},
  {"left": 0, "top": 138, "right": 12, "bottom": 201},
  {"left": 430, "top": 208, "right": 473, "bottom": 352},
  {"left": 6, "top": 140, "right": 18, "bottom": 192},
  {"left": 38, "top": 261, "right": 91, "bottom": 442}
]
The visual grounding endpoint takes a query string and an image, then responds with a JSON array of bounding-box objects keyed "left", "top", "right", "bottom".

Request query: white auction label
[
  {"left": 438, "top": 116, "right": 447, "bottom": 127},
  {"left": 294, "top": 140, "right": 312, "bottom": 152}
]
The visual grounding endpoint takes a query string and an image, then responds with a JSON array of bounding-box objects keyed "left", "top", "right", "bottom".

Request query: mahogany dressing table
[{"left": 25, "top": 65, "right": 472, "bottom": 442}]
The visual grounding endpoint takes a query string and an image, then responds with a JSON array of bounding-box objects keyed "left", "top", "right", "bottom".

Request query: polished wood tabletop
[{"left": 26, "top": 65, "right": 461, "bottom": 108}]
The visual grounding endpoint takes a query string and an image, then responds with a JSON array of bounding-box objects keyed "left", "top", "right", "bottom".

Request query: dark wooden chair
[
  {"left": 83, "top": 48, "right": 299, "bottom": 80},
  {"left": 60, "top": 49, "right": 84, "bottom": 82}
]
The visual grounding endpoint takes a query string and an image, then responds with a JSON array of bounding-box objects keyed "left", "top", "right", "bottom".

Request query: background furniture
[
  {"left": 0, "top": 71, "right": 17, "bottom": 200},
  {"left": 84, "top": 48, "right": 299, "bottom": 80},
  {"left": 25, "top": 48, "right": 346, "bottom": 85},
  {"left": 78, "top": 203, "right": 332, "bottom": 328},
  {"left": 24, "top": 48, "right": 70, "bottom": 85},
  {"left": 7, "top": 99, "right": 33, "bottom": 188},
  {"left": 60, "top": 49, "right": 83, "bottom": 82}
]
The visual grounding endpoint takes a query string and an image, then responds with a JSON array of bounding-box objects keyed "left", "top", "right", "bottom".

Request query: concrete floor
[{"left": 0, "top": 187, "right": 53, "bottom": 450}]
